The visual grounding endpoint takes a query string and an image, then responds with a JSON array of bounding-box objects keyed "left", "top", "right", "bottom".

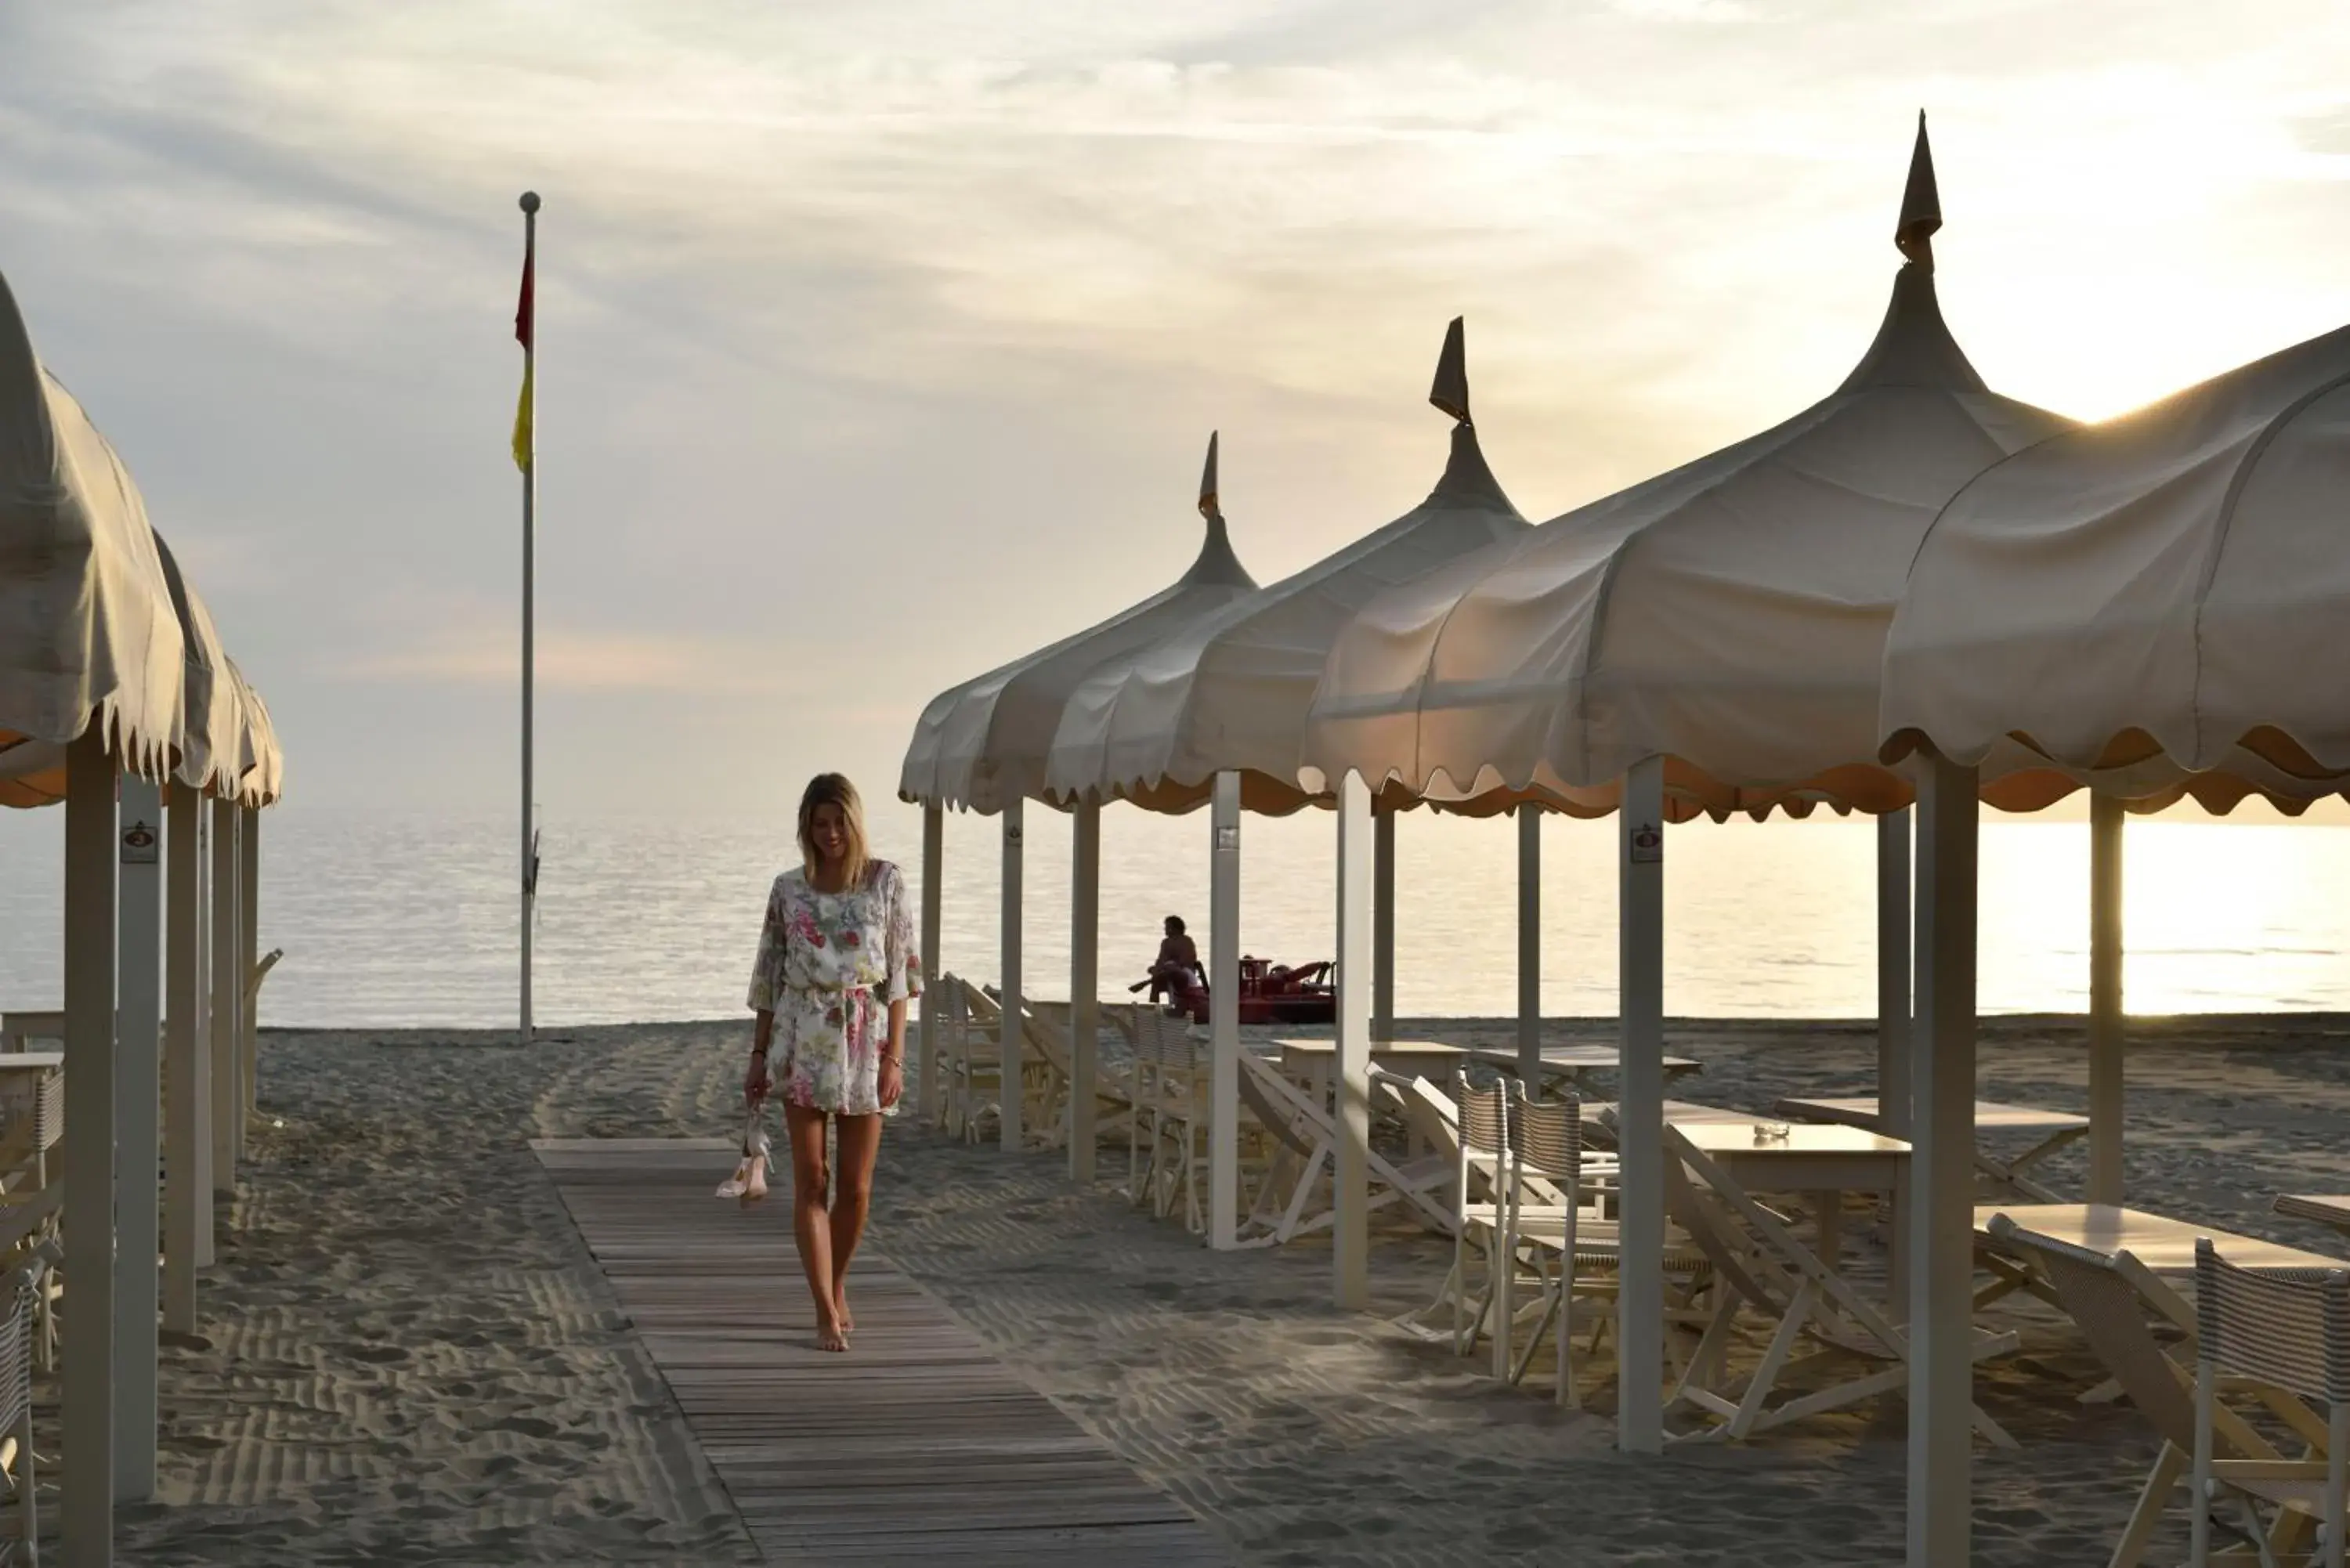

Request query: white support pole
[
  {"left": 1208, "top": 771, "right": 1241, "bottom": 1250},
  {"left": 998, "top": 799, "right": 1024, "bottom": 1153},
  {"left": 164, "top": 783, "right": 208, "bottom": 1333},
  {"left": 190, "top": 802, "right": 214, "bottom": 1268},
  {"left": 1334, "top": 772, "right": 1373, "bottom": 1308},
  {"left": 1617, "top": 758, "right": 1665, "bottom": 1454},
  {"left": 239, "top": 806, "right": 258, "bottom": 1129},
  {"left": 63, "top": 730, "right": 118, "bottom": 1568},
  {"left": 209, "top": 799, "right": 238, "bottom": 1199},
  {"left": 1517, "top": 804, "right": 1541, "bottom": 1082},
  {"left": 1069, "top": 801, "right": 1101, "bottom": 1183},
  {"left": 2088, "top": 796, "right": 2125, "bottom": 1205},
  {"left": 1878, "top": 807, "right": 1913, "bottom": 1136},
  {"left": 917, "top": 804, "right": 942, "bottom": 1121},
  {"left": 114, "top": 776, "right": 162, "bottom": 1501},
  {"left": 1907, "top": 754, "right": 1979, "bottom": 1568},
  {"left": 1371, "top": 806, "right": 1395, "bottom": 1042}
]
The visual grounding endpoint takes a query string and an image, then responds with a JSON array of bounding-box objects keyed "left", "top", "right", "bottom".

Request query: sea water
[{"left": 2, "top": 804, "right": 2345, "bottom": 1028}]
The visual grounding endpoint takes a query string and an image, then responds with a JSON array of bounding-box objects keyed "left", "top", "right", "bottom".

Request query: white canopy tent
[
  {"left": 1300, "top": 119, "right": 2070, "bottom": 1455},
  {"left": 1, "top": 261, "right": 185, "bottom": 1564},
  {"left": 1, "top": 262, "right": 284, "bottom": 1559},
  {"left": 898, "top": 435, "right": 1259, "bottom": 1154},
  {"left": 1043, "top": 321, "right": 1531, "bottom": 1259},
  {"left": 150, "top": 538, "right": 286, "bottom": 1360},
  {"left": 1881, "top": 319, "right": 2350, "bottom": 1567},
  {"left": 0, "top": 278, "right": 183, "bottom": 803}
]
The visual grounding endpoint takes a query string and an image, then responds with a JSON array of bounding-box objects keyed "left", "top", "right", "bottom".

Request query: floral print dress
[{"left": 747, "top": 860, "right": 921, "bottom": 1116}]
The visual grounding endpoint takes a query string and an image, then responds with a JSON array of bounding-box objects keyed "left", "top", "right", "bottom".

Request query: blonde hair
[{"left": 797, "top": 772, "right": 870, "bottom": 888}]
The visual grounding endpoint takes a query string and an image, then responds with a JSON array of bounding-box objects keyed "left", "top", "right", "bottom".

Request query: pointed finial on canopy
[
  {"left": 1429, "top": 316, "right": 1470, "bottom": 425},
  {"left": 1896, "top": 110, "right": 1942, "bottom": 270},
  {"left": 1198, "top": 430, "right": 1220, "bottom": 520}
]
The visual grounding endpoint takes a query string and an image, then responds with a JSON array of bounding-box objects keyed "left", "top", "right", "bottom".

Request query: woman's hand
[
  {"left": 744, "top": 1049, "right": 770, "bottom": 1104},
  {"left": 878, "top": 1054, "right": 904, "bottom": 1109}
]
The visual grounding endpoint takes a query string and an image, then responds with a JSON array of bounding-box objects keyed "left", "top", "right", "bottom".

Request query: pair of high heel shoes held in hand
[{"left": 717, "top": 1097, "right": 771, "bottom": 1201}]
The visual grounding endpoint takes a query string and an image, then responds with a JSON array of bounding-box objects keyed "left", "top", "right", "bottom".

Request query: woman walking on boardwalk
[{"left": 743, "top": 773, "right": 920, "bottom": 1352}]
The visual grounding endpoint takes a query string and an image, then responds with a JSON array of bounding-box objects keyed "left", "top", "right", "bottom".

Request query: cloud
[
  {"left": 1607, "top": 0, "right": 1758, "bottom": 20},
  {"left": 331, "top": 625, "right": 790, "bottom": 695},
  {"left": 8, "top": 0, "right": 2350, "bottom": 818}
]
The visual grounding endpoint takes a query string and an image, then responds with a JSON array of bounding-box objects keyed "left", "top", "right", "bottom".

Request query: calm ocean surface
[{"left": 2, "top": 804, "right": 2345, "bottom": 1028}]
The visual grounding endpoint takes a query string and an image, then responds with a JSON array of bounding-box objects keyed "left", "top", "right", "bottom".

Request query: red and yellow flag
[{"left": 512, "top": 226, "right": 535, "bottom": 472}]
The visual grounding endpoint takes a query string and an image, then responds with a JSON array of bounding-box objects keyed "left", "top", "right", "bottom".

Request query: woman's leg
[
  {"left": 783, "top": 1101, "right": 844, "bottom": 1350},
  {"left": 830, "top": 1113, "right": 883, "bottom": 1333}
]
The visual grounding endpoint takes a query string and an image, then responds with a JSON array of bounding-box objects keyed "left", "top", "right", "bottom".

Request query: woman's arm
[{"left": 879, "top": 865, "right": 920, "bottom": 1104}]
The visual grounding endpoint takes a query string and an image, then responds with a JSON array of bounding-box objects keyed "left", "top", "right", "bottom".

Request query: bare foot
[
  {"left": 816, "top": 1320, "right": 848, "bottom": 1353},
  {"left": 833, "top": 1289, "right": 854, "bottom": 1335}
]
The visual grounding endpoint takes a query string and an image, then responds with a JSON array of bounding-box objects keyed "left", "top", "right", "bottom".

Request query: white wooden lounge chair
[
  {"left": 978, "top": 984, "right": 1065, "bottom": 1148},
  {"left": 2190, "top": 1237, "right": 2350, "bottom": 1566},
  {"left": 1662, "top": 1126, "right": 2019, "bottom": 1446},
  {"left": 0, "top": 1243, "right": 51, "bottom": 1563},
  {"left": 1987, "top": 1215, "right": 2331, "bottom": 1565},
  {"left": 1012, "top": 998, "right": 1136, "bottom": 1151},
  {"left": 1225, "top": 1052, "right": 1453, "bottom": 1250}
]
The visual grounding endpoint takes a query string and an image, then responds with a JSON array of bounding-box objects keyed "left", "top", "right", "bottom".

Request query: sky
[{"left": 5, "top": 1, "right": 2350, "bottom": 826}]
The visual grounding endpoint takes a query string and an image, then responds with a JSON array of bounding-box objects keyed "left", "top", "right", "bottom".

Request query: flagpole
[{"left": 519, "top": 189, "right": 539, "bottom": 1046}]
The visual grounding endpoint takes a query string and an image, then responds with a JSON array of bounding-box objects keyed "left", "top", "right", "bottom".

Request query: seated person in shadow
[{"left": 1130, "top": 915, "right": 1202, "bottom": 1003}]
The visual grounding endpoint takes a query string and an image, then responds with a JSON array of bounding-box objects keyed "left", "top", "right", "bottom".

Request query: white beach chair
[
  {"left": 2190, "top": 1237, "right": 2350, "bottom": 1566},
  {"left": 1012, "top": 998, "right": 1136, "bottom": 1152},
  {"left": 0, "top": 1061, "right": 62, "bottom": 1374},
  {"left": 978, "top": 984, "right": 1066, "bottom": 1149},
  {"left": 1226, "top": 1052, "right": 1453, "bottom": 1250},
  {"left": 1127, "top": 1008, "right": 1205, "bottom": 1230},
  {"left": 1497, "top": 1083, "right": 1593, "bottom": 1404},
  {"left": 1386, "top": 1069, "right": 1620, "bottom": 1346},
  {"left": 1986, "top": 1216, "right": 2330, "bottom": 1565},
  {"left": 1661, "top": 1125, "right": 2019, "bottom": 1446},
  {"left": 1448, "top": 1074, "right": 1512, "bottom": 1364},
  {"left": 0, "top": 1243, "right": 50, "bottom": 1563},
  {"left": 1488, "top": 1082, "right": 1708, "bottom": 1404}
]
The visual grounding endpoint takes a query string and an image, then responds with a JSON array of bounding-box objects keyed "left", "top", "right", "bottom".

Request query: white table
[
  {"left": 1676, "top": 1118, "right": 1908, "bottom": 1274},
  {"left": 1585, "top": 1099, "right": 1780, "bottom": 1131},
  {"left": 1589, "top": 1103, "right": 1900, "bottom": 1273},
  {"left": 1468, "top": 1043, "right": 1704, "bottom": 1094},
  {"left": 1776, "top": 1094, "right": 2087, "bottom": 1203},
  {"left": 1276, "top": 1039, "right": 1703, "bottom": 1104}
]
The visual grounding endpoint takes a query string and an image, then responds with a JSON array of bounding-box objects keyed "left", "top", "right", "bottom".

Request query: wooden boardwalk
[{"left": 532, "top": 1138, "right": 1232, "bottom": 1566}]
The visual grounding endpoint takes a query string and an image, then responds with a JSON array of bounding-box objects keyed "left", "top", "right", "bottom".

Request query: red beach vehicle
[{"left": 1162, "top": 956, "right": 1336, "bottom": 1027}]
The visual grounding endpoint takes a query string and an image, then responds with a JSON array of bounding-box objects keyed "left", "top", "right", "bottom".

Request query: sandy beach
[{"left": 91, "top": 1011, "right": 2350, "bottom": 1565}]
